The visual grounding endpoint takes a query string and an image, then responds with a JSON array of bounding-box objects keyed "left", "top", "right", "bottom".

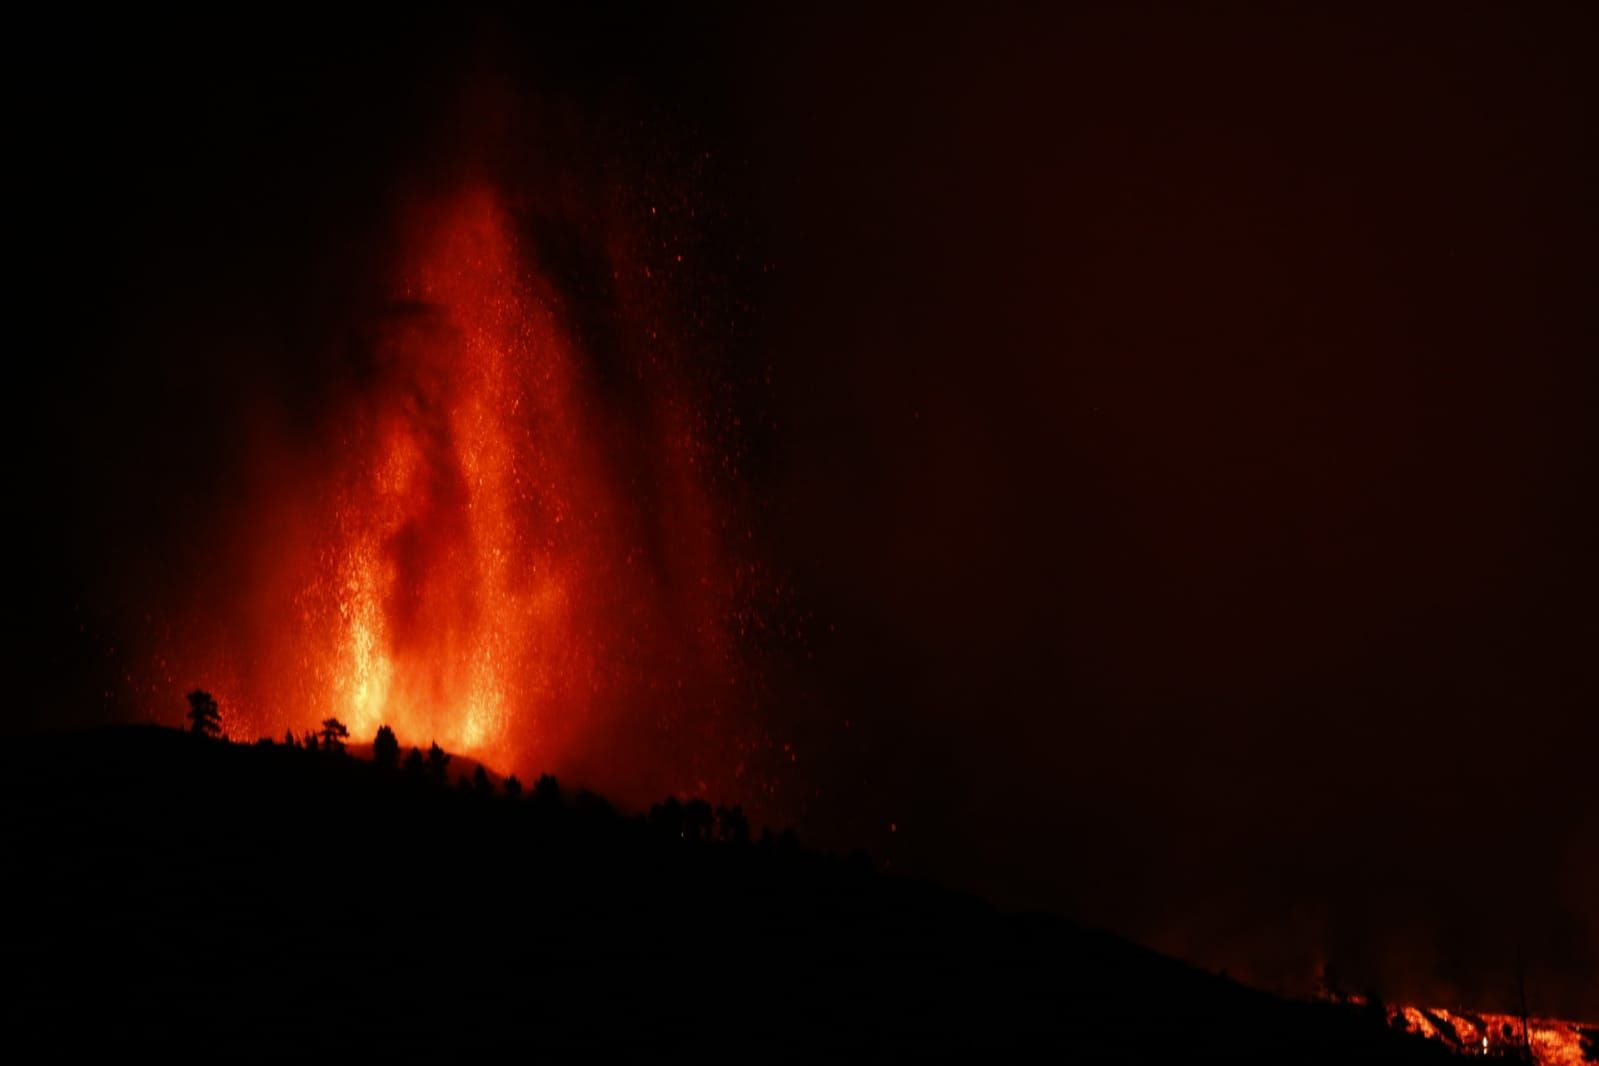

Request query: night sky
[{"left": 16, "top": 6, "right": 1597, "bottom": 1016}]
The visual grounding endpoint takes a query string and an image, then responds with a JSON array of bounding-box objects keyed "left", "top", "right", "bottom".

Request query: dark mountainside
[{"left": 8, "top": 726, "right": 1452, "bottom": 1062}]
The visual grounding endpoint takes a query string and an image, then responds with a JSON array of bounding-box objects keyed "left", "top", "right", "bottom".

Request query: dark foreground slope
[{"left": 6, "top": 726, "right": 1447, "bottom": 1063}]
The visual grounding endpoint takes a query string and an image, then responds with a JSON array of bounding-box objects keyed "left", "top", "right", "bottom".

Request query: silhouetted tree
[
  {"left": 283, "top": 729, "right": 297, "bottom": 749},
  {"left": 472, "top": 764, "right": 494, "bottom": 796},
  {"left": 304, "top": 730, "right": 319, "bottom": 751},
  {"left": 373, "top": 725, "right": 399, "bottom": 770},
  {"left": 426, "top": 742, "right": 451, "bottom": 784},
  {"left": 403, "top": 746, "right": 425, "bottom": 778},
  {"left": 503, "top": 775, "right": 522, "bottom": 800},
  {"left": 716, "top": 804, "right": 750, "bottom": 845},
  {"left": 533, "top": 773, "right": 560, "bottom": 808},
  {"left": 319, "top": 717, "right": 350, "bottom": 753},
  {"left": 186, "top": 690, "right": 221, "bottom": 738}
]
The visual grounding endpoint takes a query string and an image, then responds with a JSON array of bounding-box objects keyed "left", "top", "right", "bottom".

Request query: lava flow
[
  {"left": 141, "top": 183, "right": 766, "bottom": 804},
  {"left": 1388, "top": 1005, "right": 1595, "bottom": 1065}
]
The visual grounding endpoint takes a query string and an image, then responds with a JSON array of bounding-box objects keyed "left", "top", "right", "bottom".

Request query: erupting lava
[
  {"left": 143, "top": 184, "right": 766, "bottom": 801},
  {"left": 307, "top": 187, "right": 605, "bottom": 762}
]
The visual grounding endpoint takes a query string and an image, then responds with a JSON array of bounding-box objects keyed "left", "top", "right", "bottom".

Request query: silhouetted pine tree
[
  {"left": 426, "top": 742, "right": 451, "bottom": 784},
  {"left": 533, "top": 773, "right": 561, "bottom": 808},
  {"left": 472, "top": 764, "right": 494, "bottom": 796},
  {"left": 320, "top": 718, "right": 350, "bottom": 753},
  {"left": 403, "top": 746, "right": 425, "bottom": 778},
  {"left": 186, "top": 690, "right": 221, "bottom": 738},
  {"left": 373, "top": 725, "right": 399, "bottom": 770},
  {"left": 503, "top": 775, "right": 522, "bottom": 799}
]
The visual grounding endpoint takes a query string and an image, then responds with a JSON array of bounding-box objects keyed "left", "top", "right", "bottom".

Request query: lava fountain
[{"left": 142, "top": 182, "right": 768, "bottom": 803}]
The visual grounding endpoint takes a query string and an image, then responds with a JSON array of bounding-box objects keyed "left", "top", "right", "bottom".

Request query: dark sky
[{"left": 17, "top": 5, "right": 1597, "bottom": 1015}]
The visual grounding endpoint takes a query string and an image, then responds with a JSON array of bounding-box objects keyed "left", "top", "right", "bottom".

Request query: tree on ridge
[
  {"left": 186, "top": 690, "right": 221, "bottom": 738},
  {"left": 373, "top": 725, "right": 399, "bottom": 770},
  {"left": 320, "top": 717, "right": 350, "bottom": 753}
]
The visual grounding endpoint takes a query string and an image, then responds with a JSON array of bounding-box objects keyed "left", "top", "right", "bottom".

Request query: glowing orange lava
[
  {"left": 144, "top": 184, "right": 764, "bottom": 802},
  {"left": 1390, "top": 1005, "right": 1593, "bottom": 1065},
  {"left": 314, "top": 187, "right": 591, "bottom": 762}
]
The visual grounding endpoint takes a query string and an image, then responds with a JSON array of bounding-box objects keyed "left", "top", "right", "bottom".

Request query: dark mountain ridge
[{"left": 7, "top": 725, "right": 1452, "bottom": 1062}]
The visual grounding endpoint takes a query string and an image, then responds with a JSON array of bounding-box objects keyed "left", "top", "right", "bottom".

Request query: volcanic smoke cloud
[{"left": 138, "top": 183, "right": 773, "bottom": 809}]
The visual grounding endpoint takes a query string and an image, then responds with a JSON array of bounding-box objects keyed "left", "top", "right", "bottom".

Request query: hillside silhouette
[{"left": 7, "top": 724, "right": 1459, "bottom": 1062}]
